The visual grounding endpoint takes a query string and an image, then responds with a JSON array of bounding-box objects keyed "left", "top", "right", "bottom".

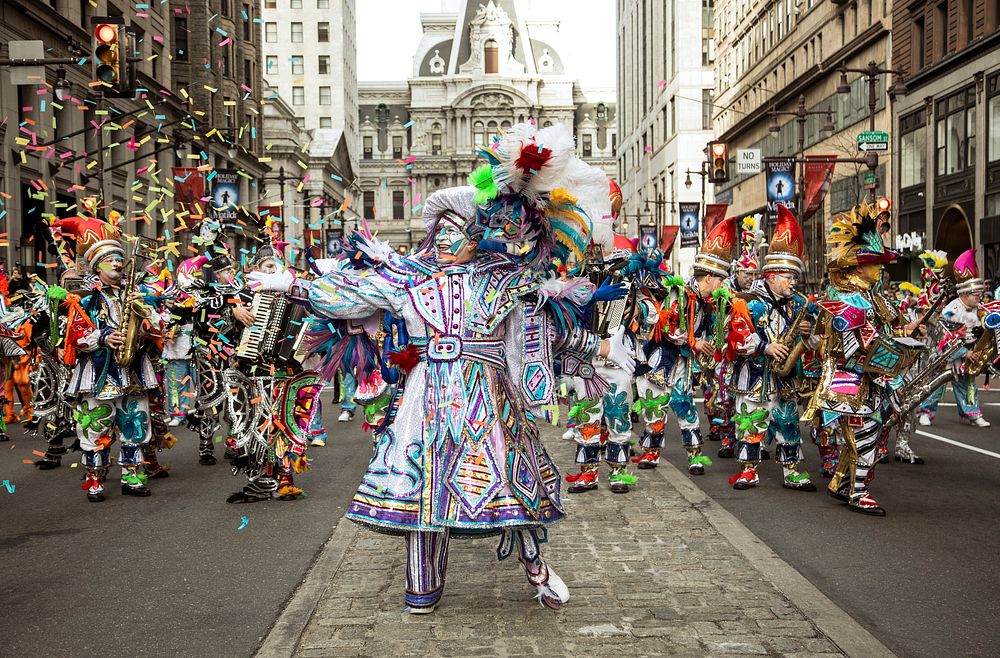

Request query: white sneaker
[
  {"left": 337, "top": 410, "right": 354, "bottom": 422},
  {"left": 535, "top": 567, "right": 570, "bottom": 609},
  {"left": 917, "top": 415, "right": 932, "bottom": 427},
  {"left": 167, "top": 417, "right": 183, "bottom": 427},
  {"left": 968, "top": 416, "right": 991, "bottom": 428},
  {"left": 403, "top": 605, "right": 435, "bottom": 615},
  {"left": 561, "top": 428, "right": 575, "bottom": 440},
  {"left": 310, "top": 438, "right": 326, "bottom": 447}
]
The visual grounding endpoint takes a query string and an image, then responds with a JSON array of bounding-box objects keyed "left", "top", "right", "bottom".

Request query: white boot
[
  {"left": 917, "top": 414, "right": 932, "bottom": 427},
  {"left": 561, "top": 427, "right": 575, "bottom": 440},
  {"left": 535, "top": 567, "right": 570, "bottom": 609}
]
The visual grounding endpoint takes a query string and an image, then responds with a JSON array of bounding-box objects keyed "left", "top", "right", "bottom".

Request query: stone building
[
  {"left": 712, "top": 0, "right": 895, "bottom": 284},
  {"left": 616, "top": 0, "right": 716, "bottom": 274},
  {"left": 356, "top": 0, "right": 615, "bottom": 249},
  {"left": 891, "top": 0, "right": 1000, "bottom": 276}
]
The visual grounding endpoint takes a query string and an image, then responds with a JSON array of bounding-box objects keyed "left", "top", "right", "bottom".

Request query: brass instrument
[
  {"left": 964, "top": 327, "right": 999, "bottom": 378},
  {"left": 115, "top": 236, "right": 158, "bottom": 367},
  {"left": 771, "top": 294, "right": 813, "bottom": 379},
  {"left": 884, "top": 333, "right": 964, "bottom": 431}
]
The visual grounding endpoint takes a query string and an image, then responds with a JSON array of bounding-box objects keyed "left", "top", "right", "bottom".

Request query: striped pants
[
  {"left": 404, "top": 528, "right": 548, "bottom": 610},
  {"left": 828, "top": 414, "right": 882, "bottom": 504}
]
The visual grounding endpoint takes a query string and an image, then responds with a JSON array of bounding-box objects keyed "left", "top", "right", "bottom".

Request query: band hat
[
  {"left": 953, "top": 249, "right": 985, "bottom": 294},
  {"left": 693, "top": 216, "right": 737, "bottom": 277},
  {"left": 762, "top": 204, "right": 804, "bottom": 275},
  {"left": 52, "top": 216, "right": 125, "bottom": 272}
]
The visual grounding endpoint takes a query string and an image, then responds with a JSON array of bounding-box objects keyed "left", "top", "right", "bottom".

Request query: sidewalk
[{"left": 257, "top": 425, "right": 894, "bottom": 658}]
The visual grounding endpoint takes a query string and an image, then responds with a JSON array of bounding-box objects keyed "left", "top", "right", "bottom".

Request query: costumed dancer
[
  {"left": 0, "top": 275, "right": 36, "bottom": 426},
  {"left": 633, "top": 217, "right": 735, "bottom": 476},
  {"left": 726, "top": 206, "right": 818, "bottom": 491},
  {"left": 714, "top": 214, "right": 763, "bottom": 459},
  {"left": 804, "top": 202, "right": 923, "bottom": 516},
  {"left": 138, "top": 264, "right": 177, "bottom": 479},
  {"left": 566, "top": 198, "right": 642, "bottom": 493},
  {"left": 248, "top": 123, "right": 635, "bottom": 612},
  {"left": 917, "top": 249, "right": 991, "bottom": 428},
  {"left": 57, "top": 217, "right": 163, "bottom": 502}
]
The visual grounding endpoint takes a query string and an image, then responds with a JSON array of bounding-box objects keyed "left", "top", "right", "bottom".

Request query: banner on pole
[
  {"left": 803, "top": 156, "right": 836, "bottom": 221},
  {"left": 703, "top": 203, "right": 729, "bottom": 239},
  {"left": 639, "top": 226, "right": 658, "bottom": 252},
  {"left": 209, "top": 169, "right": 240, "bottom": 224},
  {"left": 172, "top": 167, "right": 207, "bottom": 228},
  {"left": 764, "top": 158, "right": 796, "bottom": 227},
  {"left": 660, "top": 225, "right": 680, "bottom": 257},
  {"left": 679, "top": 203, "right": 700, "bottom": 248}
]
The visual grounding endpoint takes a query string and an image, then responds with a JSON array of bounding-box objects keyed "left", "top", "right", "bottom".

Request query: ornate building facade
[{"left": 357, "top": 0, "right": 615, "bottom": 248}]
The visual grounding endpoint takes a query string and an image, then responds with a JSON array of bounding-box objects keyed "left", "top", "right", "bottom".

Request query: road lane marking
[{"left": 915, "top": 430, "right": 1000, "bottom": 459}]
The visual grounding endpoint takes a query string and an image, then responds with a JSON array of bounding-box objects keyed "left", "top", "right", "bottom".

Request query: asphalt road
[
  {"left": 660, "top": 383, "right": 1000, "bottom": 658},
  {"left": 0, "top": 399, "right": 371, "bottom": 658}
]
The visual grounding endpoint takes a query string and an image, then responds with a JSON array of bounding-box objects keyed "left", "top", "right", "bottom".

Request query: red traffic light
[
  {"left": 94, "top": 23, "right": 118, "bottom": 44},
  {"left": 711, "top": 142, "right": 727, "bottom": 158},
  {"left": 876, "top": 197, "right": 891, "bottom": 213}
]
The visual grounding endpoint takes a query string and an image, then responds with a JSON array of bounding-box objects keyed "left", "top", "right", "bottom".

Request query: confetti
[
  {"left": 237, "top": 516, "right": 249, "bottom": 531},
  {"left": 2, "top": 480, "right": 14, "bottom": 494}
]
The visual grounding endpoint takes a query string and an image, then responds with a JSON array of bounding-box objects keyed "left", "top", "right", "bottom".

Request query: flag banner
[
  {"left": 679, "top": 202, "right": 700, "bottom": 248},
  {"left": 325, "top": 230, "right": 343, "bottom": 257},
  {"left": 703, "top": 203, "right": 729, "bottom": 238},
  {"left": 172, "top": 167, "right": 207, "bottom": 228},
  {"left": 209, "top": 169, "right": 240, "bottom": 224},
  {"left": 803, "top": 156, "right": 836, "bottom": 221},
  {"left": 660, "top": 225, "right": 680, "bottom": 256},
  {"left": 764, "top": 158, "right": 796, "bottom": 227},
  {"left": 639, "top": 226, "right": 658, "bottom": 252}
]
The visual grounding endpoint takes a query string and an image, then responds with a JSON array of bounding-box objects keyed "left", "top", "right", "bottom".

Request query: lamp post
[
  {"left": 835, "top": 60, "right": 907, "bottom": 203},
  {"left": 684, "top": 164, "right": 709, "bottom": 241},
  {"left": 644, "top": 194, "right": 670, "bottom": 234},
  {"left": 767, "top": 94, "right": 836, "bottom": 286}
]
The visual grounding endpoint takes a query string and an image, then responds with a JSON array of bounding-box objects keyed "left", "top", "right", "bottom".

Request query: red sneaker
[
  {"left": 566, "top": 468, "right": 598, "bottom": 493},
  {"left": 631, "top": 451, "right": 660, "bottom": 469},
  {"left": 729, "top": 468, "right": 759, "bottom": 490},
  {"left": 848, "top": 493, "right": 886, "bottom": 516}
]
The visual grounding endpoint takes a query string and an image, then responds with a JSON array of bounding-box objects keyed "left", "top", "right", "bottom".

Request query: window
[
  {"left": 318, "top": 22, "right": 330, "bottom": 42},
  {"left": 392, "top": 191, "right": 405, "bottom": 220},
  {"left": 174, "top": 17, "right": 189, "bottom": 61},
  {"left": 363, "top": 191, "right": 376, "bottom": 219},
  {"left": 487, "top": 121, "right": 499, "bottom": 144},
  {"left": 318, "top": 0, "right": 329, "bottom": 6},
  {"left": 291, "top": 22, "right": 303, "bottom": 42},
  {"left": 244, "top": 59, "right": 253, "bottom": 87},
  {"left": 484, "top": 39, "right": 499, "bottom": 73},
  {"left": 319, "top": 117, "right": 332, "bottom": 129},
  {"left": 292, "top": 86, "right": 305, "bottom": 105},
  {"left": 963, "top": 0, "right": 975, "bottom": 46},
  {"left": 702, "top": 88, "right": 714, "bottom": 130},
  {"left": 266, "top": 56, "right": 277, "bottom": 74},
  {"left": 936, "top": 1, "right": 949, "bottom": 59},
  {"left": 291, "top": 56, "right": 304, "bottom": 75},
  {"left": 900, "top": 110, "right": 926, "bottom": 188},
  {"left": 582, "top": 133, "right": 593, "bottom": 157},
  {"left": 936, "top": 88, "right": 976, "bottom": 175},
  {"left": 291, "top": 0, "right": 302, "bottom": 7},
  {"left": 319, "top": 86, "right": 331, "bottom": 105},
  {"left": 264, "top": 0, "right": 275, "bottom": 7},
  {"left": 989, "top": 75, "right": 1000, "bottom": 162},
  {"left": 318, "top": 55, "right": 330, "bottom": 75},
  {"left": 473, "top": 121, "right": 485, "bottom": 148},
  {"left": 431, "top": 132, "right": 442, "bottom": 155},
  {"left": 913, "top": 18, "right": 926, "bottom": 71},
  {"left": 265, "top": 22, "right": 277, "bottom": 42},
  {"left": 363, "top": 136, "right": 373, "bottom": 159},
  {"left": 392, "top": 135, "right": 403, "bottom": 159}
]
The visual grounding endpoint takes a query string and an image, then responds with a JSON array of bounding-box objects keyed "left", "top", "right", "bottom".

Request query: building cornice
[{"left": 902, "top": 31, "right": 1000, "bottom": 91}]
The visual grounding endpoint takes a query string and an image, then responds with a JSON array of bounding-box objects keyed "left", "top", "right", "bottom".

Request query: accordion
[{"left": 236, "top": 292, "right": 309, "bottom": 366}]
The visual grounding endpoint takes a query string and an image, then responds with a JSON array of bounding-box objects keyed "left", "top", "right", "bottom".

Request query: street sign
[
  {"left": 863, "top": 173, "right": 879, "bottom": 190},
  {"left": 7, "top": 41, "right": 45, "bottom": 86},
  {"left": 857, "top": 131, "right": 889, "bottom": 152},
  {"left": 736, "top": 149, "right": 762, "bottom": 174}
]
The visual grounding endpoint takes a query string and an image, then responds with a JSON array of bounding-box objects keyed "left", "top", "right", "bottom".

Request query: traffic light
[
  {"left": 708, "top": 141, "right": 729, "bottom": 183},
  {"left": 876, "top": 196, "right": 892, "bottom": 214},
  {"left": 92, "top": 18, "right": 135, "bottom": 99}
]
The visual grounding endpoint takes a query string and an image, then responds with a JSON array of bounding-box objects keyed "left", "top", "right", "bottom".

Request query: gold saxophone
[
  {"left": 115, "top": 237, "right": 158, "bottom": 367},
  {"left": 771, "top": 294, "right": 812, "bottom": 379}
]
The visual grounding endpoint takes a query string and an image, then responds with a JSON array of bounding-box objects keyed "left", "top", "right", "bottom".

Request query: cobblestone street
[{"left": 279, "top": 426, "right": 886, "bottom": 657}]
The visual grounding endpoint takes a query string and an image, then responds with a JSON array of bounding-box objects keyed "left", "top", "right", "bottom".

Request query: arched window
[
  {"left": 473, "top": 121, "right": 485, "bottom": 148},
  {"left": 487, "top": 121, "right": 499, "bottom": 144},
  {"left": 501, "top": 120, "right": 511, "bottom": 130},
  {"left": 484, "top": 39, "right": 499, "bottom": 74}
]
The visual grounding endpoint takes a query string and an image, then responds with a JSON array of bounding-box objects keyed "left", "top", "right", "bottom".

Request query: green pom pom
[
  {"left": 468, "top": 164, "right": 498, "bottom": 205},
  {"left": 46, "top": 285, "right": 69, "bottom": 303}
]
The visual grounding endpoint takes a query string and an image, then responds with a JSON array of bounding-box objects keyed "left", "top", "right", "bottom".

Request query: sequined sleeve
[{"left": 307, "top": 264, "right": 409, "bottom": 321}]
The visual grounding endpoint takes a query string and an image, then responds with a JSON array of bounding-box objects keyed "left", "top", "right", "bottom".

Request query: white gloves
[
  {"left": 604, "top": 326, "right": 636, "bottom": 376},
  {"left": 246, "top": 269, "right": 296, "bottom": 294}
]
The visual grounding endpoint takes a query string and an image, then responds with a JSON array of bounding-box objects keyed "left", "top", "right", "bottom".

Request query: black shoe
[
  {"left": 147, "top": 468, "right": 171, "bottom": 479},
  {"left": 87, "top": 491, "right": 106, "bottom": 503},
  {"left": 23, "top": 419, "right": 39, "bottom": 432},
  {"left": 717, "top": 447, "right": 734, "bottom": 459},
  {"left": 34, "top": 458, "right": 61, "bottom": 470},
  {"left": 609, "top": 482, "right": 630, "bottom": 494},
  {"left": 199, "top": 454, "right": 217, "bottom": 466},
  {"left": 226, "top": 490, "right": 270, "bottom": 504},
  {"left": 782, "top": 480, "right": 818, "bottom": 492},
  {"left": 636, "top": 460, "right": 658, "bottom": 470},
  {"left": 826, "top": 488, "right": 849, "bottom": 503},
  {"left": 894, "top": 454, "right": 925, "bottom": 465},
  {"left": 567, "top": 482, "right": 598, "bottom": 494},
  {"left": 847, "top": 503, "right": 886, "bottom": 517},
  {"left": 121, "top": 484, "right": 151, "bottom": 497},
  {"left": 688, "top": 464, "right": 705, "bottom": 476},
  {"left": 0, "top": 433, "right": 8, "bottom": 442}
]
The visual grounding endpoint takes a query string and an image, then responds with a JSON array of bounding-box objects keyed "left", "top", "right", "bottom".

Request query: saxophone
[
  {"left": 114, "top": 237, "right": 157, "bottom": 367},
  {"left": 771, "top": 294, "right": 813, "bottom": 379}
]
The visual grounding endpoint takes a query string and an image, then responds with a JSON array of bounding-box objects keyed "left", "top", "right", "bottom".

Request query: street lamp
[{"left": 54, "top": 68, "right": 71, "bottom": 102}]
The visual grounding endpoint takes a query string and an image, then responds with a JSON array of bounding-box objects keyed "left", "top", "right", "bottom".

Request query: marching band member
[{"left": 726, "top": 206, "right": 817, "bottom": 492}]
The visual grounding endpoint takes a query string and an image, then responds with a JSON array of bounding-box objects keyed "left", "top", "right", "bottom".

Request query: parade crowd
[{"left": 2, "top": 122, "right": 998, "bottom": 614}]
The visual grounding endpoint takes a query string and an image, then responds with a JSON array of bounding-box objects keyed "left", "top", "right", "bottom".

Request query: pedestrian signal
[{"left": 709, "top": 142, "right": 729, "bottom": 183}]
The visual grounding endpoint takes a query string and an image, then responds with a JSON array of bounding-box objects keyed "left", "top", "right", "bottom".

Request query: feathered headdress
[
  {"left": 916, "top": 249, "right": 948, "bottom": 309},
  {"left": 735, "top": 214, "right": 764, "bottom": 271},
  {"left": 827, "top": 201, "right": 898, "bottom": 269}
]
